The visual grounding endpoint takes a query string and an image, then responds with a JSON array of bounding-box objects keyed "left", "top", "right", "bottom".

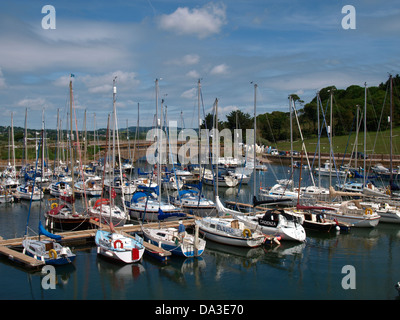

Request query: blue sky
[{"left": 0, "top": 0, "right": 399, "bottom": 130}]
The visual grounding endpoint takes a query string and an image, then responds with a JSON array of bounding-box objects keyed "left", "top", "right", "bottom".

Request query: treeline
[{"left": 202, "top": 74, "right": 400, "bottom": 146}]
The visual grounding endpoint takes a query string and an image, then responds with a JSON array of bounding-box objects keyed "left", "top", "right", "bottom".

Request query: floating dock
[{"left": 0, "top": 218, "right": 196, "bottom": 269}]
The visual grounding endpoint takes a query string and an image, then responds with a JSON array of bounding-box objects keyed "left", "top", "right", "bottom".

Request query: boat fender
[
  {"left": 48, "top": 249, "right": 57, "bottom": 259},
  {"left": 114, "top": 239, "right": 124, "bottom": 249},
  {"left": 60, "top": 247, "right": 68, "bottom": 256},
  {"left": 242, "top": 228, "right": 252, "bottom": 238},
  {"left": 273, "top": 236, "right": 281, "bottom": 245},
  {"left": 174, "top": 236, "right": 180, "bottom": 246},
  {"left": 365, "top": 208, "right": 373, "bottom": 215},
  {"left": 51, "top": 203, "right": 58, "bottom": 209}
]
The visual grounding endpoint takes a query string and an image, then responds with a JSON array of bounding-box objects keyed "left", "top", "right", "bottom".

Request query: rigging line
[
  {"left": 25, "top": 130, "right": 42, "bottom": 237},
  {"left": 364, "top": 85, "right": 386, "bottom": 179},
  {"left": 318, "top": 93, "right": 342, "bottom": 184},
  {"left": 162, "top": 105, "right": 182, "bottom": 207},
  {"left": 341, "top": 110, "right": 356, "bottom": 168},
  {"left": 72, "top": 88, "right": 89, "bottom": 213}
]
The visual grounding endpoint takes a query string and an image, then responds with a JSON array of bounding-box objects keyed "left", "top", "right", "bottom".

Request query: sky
[{"left": 0, "top": 0, "right": 399, "bottom": 130}]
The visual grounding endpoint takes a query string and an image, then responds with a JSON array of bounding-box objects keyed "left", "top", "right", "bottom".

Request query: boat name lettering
[
  {"left": 258, "top": 219, "right": 278, "bottom": 227},
  {"left": 216, "top": 224, "right": 234, "bottom": 234}
]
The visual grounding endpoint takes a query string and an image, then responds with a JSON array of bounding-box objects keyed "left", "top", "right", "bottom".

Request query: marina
[
  {"left": 1, "top": 76, "right": 400, "bottom": 301},
  {"left": 1, "top": 161, "right": 400, "bottom": 300}
]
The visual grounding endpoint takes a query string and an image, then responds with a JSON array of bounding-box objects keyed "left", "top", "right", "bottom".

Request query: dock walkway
[{"left": 0, "top": 218, "right": 195, "bottom": 269}]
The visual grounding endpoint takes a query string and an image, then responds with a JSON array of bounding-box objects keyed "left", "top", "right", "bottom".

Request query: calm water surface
[{"left": 1, "top": 165, "right": 399, "bottom": 301}]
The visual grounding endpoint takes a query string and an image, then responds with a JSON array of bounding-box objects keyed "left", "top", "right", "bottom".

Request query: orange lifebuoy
[
  {"left": 365, "top": 208, "right": 373, "bottom": 215},
  {"left": 113, "top": 240, "right": 123, "bottom": 249}
]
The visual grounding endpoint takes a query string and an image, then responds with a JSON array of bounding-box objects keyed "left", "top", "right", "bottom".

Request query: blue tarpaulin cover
[{"left": 39, "top": 221, "right": 62, "bottom": 241}]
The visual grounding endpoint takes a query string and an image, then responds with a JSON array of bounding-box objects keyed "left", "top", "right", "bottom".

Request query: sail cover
[{"left": 39, "top": 221, "right": 62, "bottom": 241}]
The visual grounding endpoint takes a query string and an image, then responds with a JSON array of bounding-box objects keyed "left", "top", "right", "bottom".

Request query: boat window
[{"left": 210, "top": 224, "right": 216, "bottom": 229}]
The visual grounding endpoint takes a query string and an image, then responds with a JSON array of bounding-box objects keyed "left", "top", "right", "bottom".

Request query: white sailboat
[
  {"left": 142, "top": 223, "right": 206, "bottom": 257},
  {"left": 195, "top": 215, "right": 266, "bottom": 248},
  {"left": 23, "top": 129, "right": 76, "bottom": 265},
  {"left": 126, "top": 79, "right": 186, "bottom": 222},
  {"left": 214, "top": 86, "right": 306, "bottom": 242},
  {"left": 15, "top": 183, "right": 44, "bottom": 201},
  {"left": 89, "top": 81, "right": 128, "bottom": 227},
  {"left": 170, "top": 189, "right": 216, "bottom": 216},
  {"left": 94, "top": 78, "right": 145, "bottom": 264},
  {"left": 95, "top": 229, "right": 145, "bottom": 263}
]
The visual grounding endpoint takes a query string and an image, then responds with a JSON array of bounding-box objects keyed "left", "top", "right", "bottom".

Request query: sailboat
[
  {"left": 23, "top": 128, "right": 76, "bottom": 265},
  {"left": 125, "top": 79, "right": 186, "bottom": 222},
  {"left": 94, "top": 77, "right": 145, "bottom": 264},
  {"left": 23, "top": 221, "right": 76, "bottom": 265},
  {"left": 95, "top": 228, "right": 145, "bottom": 263},
  {"left": 210, "top": 85, "right": 306, "bottom": 242},
  {"left": 15, "top": 182, "right": 43, "bottom": 201},
  {"left": 170, "top": 79, "right": 216, "bottom": 216},
  {"left": 195, "top": 97, "right": 269, "bottom": 247},
  {"left": 89, "top": 80, "right": 128, "bottom": 227},
  {"left": 44, "top": 77, "right": 91, "bottom": 231},
  {"left": 142, "top": 221, "right": 206, "bottom": 257},
  {"left": 2, "top": 113, "right": 19, "bottom": 191},
  {"left": 169, "top": 189, "right": 216, "bottom": 216}
]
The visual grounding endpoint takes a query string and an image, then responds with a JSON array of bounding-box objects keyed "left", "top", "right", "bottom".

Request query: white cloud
[
  {"left": 16, "top": 97, "right": 52, "bottom": 110},
  {"left": 182, "top": 54, "right": 200, "bottom": 65},
  {"left": 158, "top": 2, "right": 227, "bottom": 38},
  {"left": 186, "top": 70, "right": 200, "bottom": 78},
  {"left": 81, "top": 70, "right": 139, "bottom": 94},
  {"left": 210, "top": 63, "right": 229, "bottom": 75},
  {"left": 167, "top": 54, "right": 200, "bottom": 66},
  {"left": 181, "top": 87, "right": 196, "bottom": 99},
  {"left": 0, "top": 69, "right": 6, "bottom": 88}
]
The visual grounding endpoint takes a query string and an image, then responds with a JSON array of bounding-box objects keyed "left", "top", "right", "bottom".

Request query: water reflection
[{"left": 158, "top": 257, "right": 206, "bottom": 287}]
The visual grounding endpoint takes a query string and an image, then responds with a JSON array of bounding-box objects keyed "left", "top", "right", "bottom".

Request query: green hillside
[{"left": 274, "top": 126, "right": 400, "bottom": 156}]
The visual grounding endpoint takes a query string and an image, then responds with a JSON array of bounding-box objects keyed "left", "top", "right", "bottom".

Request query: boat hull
[
  {"left": 324, "top": 212, "right": 380, "bottom": 227},
  {"left": 95, "top": 230, "right": 145, "bottom": 264},
  {"left": 22, "top": 239, "right": 76, "bottom": 265},
  {"left": 142, "top": 228, "right": 205, "bottom": 257},
  {"left": 197, "top": 227, "right": 264, "bottom": 247}
]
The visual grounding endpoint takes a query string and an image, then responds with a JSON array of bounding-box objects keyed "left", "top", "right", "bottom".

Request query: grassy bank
[{"left": 272, "top": 126, "right": 400, "bottom": 156}]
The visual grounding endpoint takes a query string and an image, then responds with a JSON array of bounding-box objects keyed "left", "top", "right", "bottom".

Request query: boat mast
[
  {"left": 215, "top": 98, "right": 219, "bottom": 200},
  {"left": 198, "top": 79, "right": 202, "bottom": 194},
  {"left": 389, "top": 75, "right": 393, "bottom": 193},
  {"left": 363, "top": 82, "right": 367, "bottom": 187},
  {"left": 329, "top": 88, "right": 334, "bottom": 188},
  {"left": 317, "top": 92, "right": 321, "bottom": 189},
  {"left": 133, "top": 103, "right": 139, "bottom": 163},
  {"left": 253, "top": 83, "right": 257, "bottom": 214},
  {"left": 69, "top": 78, "right": 76, "bottom": 215},
  {"left": 112, "top": 76, "right": 117, "bottom": 199},
  {"left": 11, "top": 112, "right": 15, "bottom": 175},
  {"left": 155, "top": 78, "right": 161, "bottom": 204},
  {"left": 24, "top": 108, "right": 28, "bottom": 166}
]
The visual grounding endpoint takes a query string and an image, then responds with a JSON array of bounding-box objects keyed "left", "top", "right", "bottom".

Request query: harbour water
[{"left": 0, "top": 164, "right": 400, "bottom": 301}]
